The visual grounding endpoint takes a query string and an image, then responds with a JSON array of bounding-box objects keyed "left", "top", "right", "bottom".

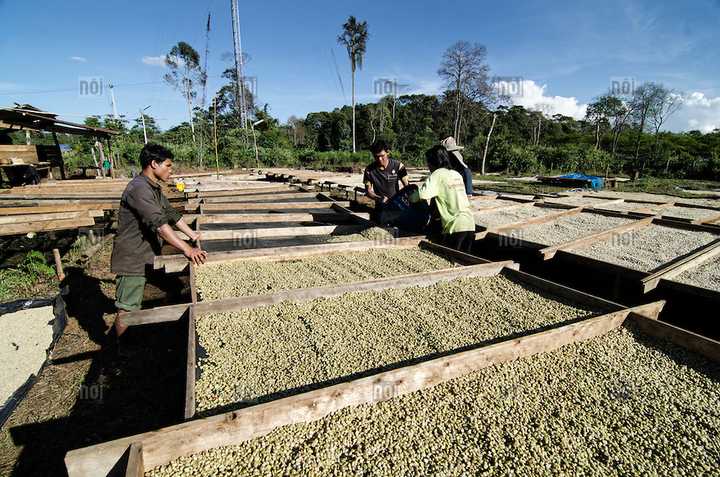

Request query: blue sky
[{"left": 1, "top": 0, "right": 719, "bottom": 132}]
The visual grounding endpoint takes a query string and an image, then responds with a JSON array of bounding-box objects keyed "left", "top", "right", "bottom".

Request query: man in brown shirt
[{"left": 110, "top": 144, "right": 206, "bottom": 337}]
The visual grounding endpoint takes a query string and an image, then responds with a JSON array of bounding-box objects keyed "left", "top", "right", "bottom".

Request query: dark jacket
[{"left": 110, "top": 175, "right": 182, "bottom": 276}]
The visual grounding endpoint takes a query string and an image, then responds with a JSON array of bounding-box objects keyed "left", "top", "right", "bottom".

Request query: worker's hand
[
  {"left": 188, "top": 231, "right": 202, "bottom": 243},
  {"left": 185, "top": 246, "right": 208, "bottom": 265},
  {"left": 382, "top": 196, "right": 389, "bottom": 204}
]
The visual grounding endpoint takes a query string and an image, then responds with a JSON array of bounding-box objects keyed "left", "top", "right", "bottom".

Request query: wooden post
[
  {"left": 52, "top": 248, "right": 65, "bottom": 281},
  {"left": 52, "top": 131, "right": 66, "bottom": 180}
]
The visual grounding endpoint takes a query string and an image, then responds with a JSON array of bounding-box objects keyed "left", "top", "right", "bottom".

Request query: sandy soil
[{"left": 0, "top": 307, "right": 54, "bottom": 406}]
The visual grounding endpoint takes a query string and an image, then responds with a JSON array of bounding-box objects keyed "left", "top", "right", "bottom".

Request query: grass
[{"left": 0, "top": 251, "right": 57, "bottom": 302}]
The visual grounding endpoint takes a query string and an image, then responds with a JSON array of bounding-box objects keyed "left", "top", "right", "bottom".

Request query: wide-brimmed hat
[{"left": 441, "top": 136, "right": 464, "bottom": 152}]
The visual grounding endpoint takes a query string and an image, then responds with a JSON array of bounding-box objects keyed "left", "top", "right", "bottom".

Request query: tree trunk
[
  {"left": 351, "top": 66, "right": 356, "bottom": 153},
  {"left": 453, "top": 80, "right": 462, "bottom": 139},
  {"left": 595, "top": 123, "right": 600, "bottom": 150},
  {"left": 481, "top": 113, "right": 496, "bottom": 176},
  {"left": 186, "top": 90, "right": 197, "bottom": 147}
]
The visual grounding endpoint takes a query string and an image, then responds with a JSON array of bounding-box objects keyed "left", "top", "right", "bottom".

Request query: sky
[{"left": 1, "top": 0, "right": 719, "bottom": 132}]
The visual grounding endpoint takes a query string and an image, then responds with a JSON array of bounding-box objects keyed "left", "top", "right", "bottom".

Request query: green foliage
[{"left": 0, "top": 251, "right": 56, "bottom": 302}]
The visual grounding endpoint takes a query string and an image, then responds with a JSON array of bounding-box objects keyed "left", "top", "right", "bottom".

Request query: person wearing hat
[
  {"left": 440, "top": 136, "right": 474, "bottom": 197},
  {"left": 409, "top": 145, "right": 475, "bottom": 252}
]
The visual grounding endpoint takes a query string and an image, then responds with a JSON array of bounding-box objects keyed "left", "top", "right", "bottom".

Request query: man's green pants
[{"left": 115, "top": 275, "right": 146, "bottom": 312}]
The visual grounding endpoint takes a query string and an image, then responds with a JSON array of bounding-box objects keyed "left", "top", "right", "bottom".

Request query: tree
[
  {"left": 649, "top": 87, "right": 682, "bottom": 164},
  {"left": 585, "top": 94, "right": 617, "bottom": 150},
  {"left": 164, "top": 41, "right": 204, "bottom": 149},
  {"left": 438, "top": 41, "right": 494, "bottom": 143},
  {"left": 337, "top": 15, "right": 368, "bottom": 153},
  {"left": 630, "top": 82, "right": 665, "bottom": 175}
]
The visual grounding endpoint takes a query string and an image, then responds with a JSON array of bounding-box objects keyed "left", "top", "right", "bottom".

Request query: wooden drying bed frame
[{"left": 65, "top": 274, "right": 719, "bottom": 476}]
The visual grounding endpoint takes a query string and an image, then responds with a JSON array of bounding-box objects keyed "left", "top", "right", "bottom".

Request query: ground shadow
[{"left": 7, "top": 266, "right": 189, "bottom": 476}]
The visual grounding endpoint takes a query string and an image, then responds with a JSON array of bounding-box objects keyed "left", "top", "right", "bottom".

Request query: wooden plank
[
  {"left": 0, "top": 216, "right": 96, "bottom": 236},
  {"left": 419, "top": 240, "right": 495, "bottom": 266},
  {"left": 197, "top": 212, "right": 366, "bottom": 225},
  {"left": 629, "top": 313, "right": 720, "bottom": 362},
  {"left": 191, "top": 262, "right": 514, "bottom": 316},
  {"left": 202, "top": 192, "right": 319, "bottom": 203},
  {"left": 0, "top": 203, "right": 116, "bottom": 215},
  {"left": 0, "top": 210, "right": 100, "bottom": 224},
  {"left": 476, "top": 206, "right": 584, "bottom": 240},
  {"left": 200, "top": 201, "right": 350, "bottom": 211},
  {"left": 155, "top": 237, "right": 424, "bottom": 273},
  {"left": 64, "top": 301, "right": 664, "bottom": 476},
  {"left": 640, "top": 238, "right": 720, "bottom": 293},
  {"left": 538, "top": 216, "right": 655, "bottom": 260},
  {"left": 652, "top": 217, "right": 720, "bottom": 234},
  {"left": 179, "top": 224, "right": 366, "bottom": 241},
  {"left": 501, "top": 267, "right": 654, "bottom": 314},
  {"left": 696, "top": 212, "right": 720, "bottom": 225},
  {"left": 197, "top": 186, "right": 298, "bottom": 197},
  {"left": 124, "top": 442, "right": 144, "bottom": 477},
  {"left": 124, "top": 262, "right": 513, "bottom": 326},
  {"left": 184, "top": 307, "right": 197, "bottom": 419},
  {"left": 472, "top": 201, "right": 537, "bottom": 214},
  {"left": 120, "top": 304, "right": 190, "bottom": 327}
]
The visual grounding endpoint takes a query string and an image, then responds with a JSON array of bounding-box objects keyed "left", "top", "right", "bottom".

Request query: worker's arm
[
  {"left": 126, "top": 186, "right": 207, "bottom": 265},
  {"left": 409, "top": 172, "right": 438, "bottom": 203},
  {"left": 158, "top": 224, "right": 207, "bottom": 265},
  {"left": 365, "top": 182, "right": 386, "bottom": 202},
  {"left": 398, "top": 162, "right": 410, "bottom": 188},
  {"left": 175, "top": 218, "right": 201, "bottom": 243}
]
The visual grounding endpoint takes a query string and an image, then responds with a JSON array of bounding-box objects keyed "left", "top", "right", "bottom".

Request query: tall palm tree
[{"left": 337, "top": 16, "right": 368, "bottom": 153}]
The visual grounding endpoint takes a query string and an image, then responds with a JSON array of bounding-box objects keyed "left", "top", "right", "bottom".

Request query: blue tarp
[{"left": 559, "top": 173, "right": 604, "bottom": 190}]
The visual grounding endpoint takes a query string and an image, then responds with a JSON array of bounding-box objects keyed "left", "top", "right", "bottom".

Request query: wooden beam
[
  {"left": 0, "top": 216, "right": 96, "bottom": 236},
  {"left": 629, "top": 313, "right": 720, "bottom": 362},
  {"left": 155, "top": 237, "right": 424, "bottom": 273},
  {"left": 0, "top": 203, "right": 115, "bottom": 215},
  {"left": 191, "top": 262, "right": 514, "bottom": 316},
  {"left": 183, "top": 224, "right": 366, "bottom": 241},
  {"left": 197, "top": 212, "right": 368, "bottom": 225},
  {"left": 123, "top": 262, "right": 513, "bottom": 326},
  {"left": 473, "top": 201, "right": 537, "bottom": 214},
  {"left": 185, "top": 307, "right": 197, "bottom": 419},
  {"left": 419, "top": 240, "right": 503, "bottom": 267},
  {"left": 0, "top": 210, "right": 101, "bottom": 224},
  {"left": 640, "top": 238, "right": 720, "bottom": 293},
  {"left": 652, "top": 217, "right": 720, "bottom": 234},
  {"left": 476, "top": 206, "right": 584, "bottom": 240},
  {"left": 695, "top": 212, "right": 720, "bottom": 225},
  {"left": 64, "top": 301, "right": 665, "bottom": 477},
  {"left": 200, "top": 201, "right": 350, "bottom": 211},
  {"left": 197, "top": 186, "right": 299, "bottom": 197},
  {"left": 538, "top": 216, "right": 655, "bottom": 260},
  {"left": 202, "top": 192, "right": 319, "bottom": 203},
  {"left": 124, "top": 442, "right": 144, "bottom": 477}
]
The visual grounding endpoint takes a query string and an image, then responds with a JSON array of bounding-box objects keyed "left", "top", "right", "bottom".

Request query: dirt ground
[{"left": 0, "top": 235, "right": 190, "bottom": 477}]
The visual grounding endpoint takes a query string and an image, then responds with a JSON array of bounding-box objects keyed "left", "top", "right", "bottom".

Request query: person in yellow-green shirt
[{"left": 410, "top": 145, "right": 476, "bottom": 252}]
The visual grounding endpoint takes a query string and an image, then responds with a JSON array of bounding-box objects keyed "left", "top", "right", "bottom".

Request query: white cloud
[
  {"left": 142, "top": 55, "right": 167, "bottom": 67},
  {"left": 496, "top": 79, "right": 588, "bottom": 119},
  {"left": 69, "top": 56, "right": 87, "bottom": 63},
  {"left": 666, "top": 91, "right": 720, "bottom": 133}
]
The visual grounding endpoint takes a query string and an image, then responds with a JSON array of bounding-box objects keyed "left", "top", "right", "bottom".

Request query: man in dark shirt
[
  {"left": 110, "top": 143, "right": 206, "bottom": 337},
  {"left": 363, "top": 140, "right": 409, "bottom": 220}
]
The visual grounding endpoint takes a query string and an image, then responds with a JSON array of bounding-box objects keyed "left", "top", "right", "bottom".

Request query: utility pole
[
  {"left": 481, "top": 113, "right": 497, "bottom": 176},
  {"left": 108, "top": 82, "right": 119, "bottom": 119},
  {"left": 213, "top": 96, "right": 220, "bottom": 179},
  {"left": 140, "top": 105, "right": 151, "bottom": 144},
  {"left": 230, "top": 0, "right": 248, "bottom": 130},
  {"left": 251, "top": 119, "right": 264, "bottom": 170}
]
